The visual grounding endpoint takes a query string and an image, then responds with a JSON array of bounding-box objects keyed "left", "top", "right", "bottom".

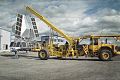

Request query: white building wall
[
  {"left": 0, "top": 29, "right": 1, "bottom": 50},
  {"left": 0, "top": 29, "right": 10, "bottom": 51}
]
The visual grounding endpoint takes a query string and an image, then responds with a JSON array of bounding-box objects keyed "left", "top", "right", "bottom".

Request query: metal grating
[
  {"left": 15, "top": 14, "right": 23, "bottom": 37},
  {"left": 31, "top": 18, "right": 39, "bottom": 37}
]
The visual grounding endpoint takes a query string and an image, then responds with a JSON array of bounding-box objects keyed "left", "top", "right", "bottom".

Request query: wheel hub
[
  {"left": 102, "top": 52, "right": 109, "bottom": 59},
  {"left": 40, "top": 52, "right": 46, "bottom": 58}
]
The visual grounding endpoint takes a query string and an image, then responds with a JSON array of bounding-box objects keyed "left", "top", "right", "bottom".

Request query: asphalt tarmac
[{"left": 0, "top": 51, "right": 120, "bottom": 80}]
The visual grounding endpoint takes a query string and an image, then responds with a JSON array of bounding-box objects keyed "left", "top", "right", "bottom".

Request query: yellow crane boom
[{"left": 26, "top": 6, "right": 73, "bottom": 44}]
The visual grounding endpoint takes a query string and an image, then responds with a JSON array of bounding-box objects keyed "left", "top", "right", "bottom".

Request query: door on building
[{"left": 3, "top": 44, "right": 8, "bottom": 50}]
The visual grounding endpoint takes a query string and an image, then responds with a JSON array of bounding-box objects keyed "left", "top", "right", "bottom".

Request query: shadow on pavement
[
  {"left": 0, "top": 54, "right": 38, "bottom": 59},
  {"left": 48, "top": 57, "right": 101, "bottom": 61},
  {"left": 1, "top": 54, "right": 120, "bottom": 61}
]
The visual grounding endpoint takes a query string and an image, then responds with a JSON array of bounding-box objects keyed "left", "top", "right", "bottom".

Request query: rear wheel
[
  {"left": 38, "top": 49, "right": 49, "bottom": 60},
  {"left": 57, "top": 56, "right": 63, "bottom": 60},
  {"left": 99, "top": 50, "right": 112, "bottom": 61}
]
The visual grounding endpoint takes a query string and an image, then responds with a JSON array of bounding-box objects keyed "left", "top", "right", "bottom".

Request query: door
[
  {"left": 89, "top": 38, "right": 99, "bottom": 53},
  {"left": 3, "top": 44, "right": 8, "bottom": 50}
]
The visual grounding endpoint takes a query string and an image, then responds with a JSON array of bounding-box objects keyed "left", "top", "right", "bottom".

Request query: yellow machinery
[
  {"left": 26, "top": 6, "right": 120, "bottom": 61},
  {"left": 80, "top": 35, "right": 120, "bottom": 60},
  {"left": 31, "top": 42, "right": 41, "bottom": 52}
]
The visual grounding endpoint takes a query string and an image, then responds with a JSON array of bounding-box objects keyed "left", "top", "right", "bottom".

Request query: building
[{"left": 0, "top": 29, "right": 11, "bottom": 51}]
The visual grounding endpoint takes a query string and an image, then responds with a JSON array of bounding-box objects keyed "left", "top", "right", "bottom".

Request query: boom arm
[{"left": 26, "top": 6, "right": 73, "bottom": 44}]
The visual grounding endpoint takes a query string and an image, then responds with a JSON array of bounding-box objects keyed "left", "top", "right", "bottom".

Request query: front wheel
[
  {"left": 99, "top": 50, "right": 112, "bottom": 61},
  {"left": 38, "top": 49, "right": 49, "bottom": 60}
]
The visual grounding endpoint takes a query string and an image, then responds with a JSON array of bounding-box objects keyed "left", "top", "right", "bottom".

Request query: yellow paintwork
[
  {"left": 102, "top": 52, "right": 109, "bottom": 60},
  {"left": 116, "top": 52, "right": 120, "bottom": 54},
  {"left": 89, "top": 44, "right": 113, "bottom": 52},
  {"left": 31, "top": 42, "right": 41, "bottom": 52},
  {"left": 26, "top": 6, "right": 120, "bottom": 59},
  {"left": 26, "top": 6, "right": 78, "bottom": 57},
  {"left": 40, "top": 52, "right": 46, "bottom": 58},
  {"left": 31, "top": 48, "right": 41, "bottom": 52}
]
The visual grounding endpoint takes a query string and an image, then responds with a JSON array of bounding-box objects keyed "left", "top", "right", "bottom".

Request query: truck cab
[{"left": 80, "top": 35, "right": 120, "bottom": 61}]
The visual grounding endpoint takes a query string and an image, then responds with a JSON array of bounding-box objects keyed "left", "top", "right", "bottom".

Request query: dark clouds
[
  {"left": 0, "top": 0, "right": 120, "bottom": 36},
  {"left": 85, "top": 0, "right": 120, "bottom": 15}
]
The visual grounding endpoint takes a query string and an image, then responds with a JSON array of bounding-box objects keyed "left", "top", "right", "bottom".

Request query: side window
[
  {"left": 90, "top": 38, "right": 93, "bottom": 45},
  {"left": 79, "top": 38, "right": 90, "bottom": 45},
  {"left": 94, "top": 38, "right": 98, "bottom": 45}
]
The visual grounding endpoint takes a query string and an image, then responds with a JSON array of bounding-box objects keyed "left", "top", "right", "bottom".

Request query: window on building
[
  {"left": 6, "top": 45, "right": 8, "bottom": 50},
  {"left": 54, "top": 39, "right": 57, "bottom": 42},
  {"left": 16, "top": 42, "right": 20, "bottom": 47},
  {"left": 60, "top": 39, "right": 64, "bottom": 42},
  {"left": 22, "top": 42, "right": 26, "bottom": 47},
  {"left": 10, "top": 42, "right": 14, "bottom": 47},
  {"left": 58, "top": 39, "right": 60, "bottom": 42}
]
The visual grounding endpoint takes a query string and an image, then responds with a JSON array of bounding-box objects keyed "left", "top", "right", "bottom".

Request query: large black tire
[
  {"left": 99, "top": 50, "right": 112, "bottom": 61},
  {"left": 38, "top": 49, "right": 49, "bottom": 60},
  {"left": 57, "top": 56, "right": 63, "bottom": 60}
]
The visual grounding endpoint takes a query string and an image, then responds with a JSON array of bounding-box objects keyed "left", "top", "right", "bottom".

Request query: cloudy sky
[{"left": 0, "top": 0, "right": 120, "bottom": 37}]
